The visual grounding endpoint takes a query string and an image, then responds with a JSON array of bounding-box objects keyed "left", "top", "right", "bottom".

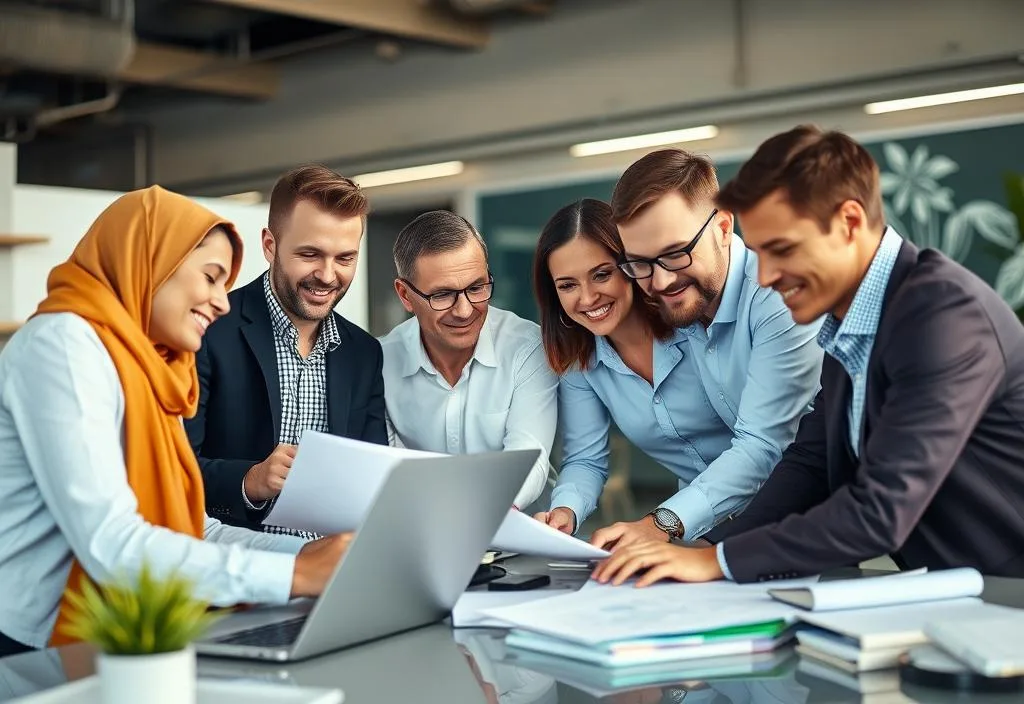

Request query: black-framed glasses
[
  {"left": 400, "top": 276, "right": 495, "bottom": 311},
  {"left": 618, "top": 209, "right": 718, "bottom": 280}
]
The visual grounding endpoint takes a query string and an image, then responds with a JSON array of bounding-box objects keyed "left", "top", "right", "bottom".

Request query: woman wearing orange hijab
[{"left": 0, "top": 186, "right": 350, "bottom": 656}]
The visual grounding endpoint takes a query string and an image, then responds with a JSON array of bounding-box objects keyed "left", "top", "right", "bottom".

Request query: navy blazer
[
  {"left": 185, "top": 276, "right": 387, "bottom": 530},
  {"left": 716, "top": 241, "right": 1024, "bottom": 582}
]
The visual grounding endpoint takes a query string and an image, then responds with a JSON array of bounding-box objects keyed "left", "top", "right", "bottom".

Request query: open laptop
[{"left": 195, "top": 447, "right": 539, "bottom": 662}]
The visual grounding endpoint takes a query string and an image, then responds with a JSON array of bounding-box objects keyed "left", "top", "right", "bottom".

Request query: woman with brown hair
[{"left": 530, "top": 198, "right": 675, "bottom": 537}]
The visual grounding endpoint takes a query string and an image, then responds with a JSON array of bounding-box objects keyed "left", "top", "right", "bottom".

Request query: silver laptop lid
[{"left": 288, "top": 447, "right": 539, "bottom": 659}]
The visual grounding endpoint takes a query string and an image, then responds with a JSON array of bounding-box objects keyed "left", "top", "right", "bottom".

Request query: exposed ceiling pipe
[{"left": 35, "top": 84, "right": 122, "bottom": 128}]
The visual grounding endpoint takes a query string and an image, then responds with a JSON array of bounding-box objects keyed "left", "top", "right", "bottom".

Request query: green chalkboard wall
[{"left": 478, "top": 121, "right": 1024, "bottom": 323}]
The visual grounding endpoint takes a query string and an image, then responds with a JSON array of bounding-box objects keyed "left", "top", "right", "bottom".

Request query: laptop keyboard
[{"left": 214, "top": 616, "right": 308, "bottom": 648}]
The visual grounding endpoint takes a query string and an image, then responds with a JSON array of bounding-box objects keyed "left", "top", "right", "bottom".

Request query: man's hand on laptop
[
  {"left": 533, "top": 507, "right": 576, "bottom": 534},
  {"left": 244, "top": 443, "right": 296, "bottom": 502},
  {"left": 291, "top": 532, "right": 354, "bottom": 598}
]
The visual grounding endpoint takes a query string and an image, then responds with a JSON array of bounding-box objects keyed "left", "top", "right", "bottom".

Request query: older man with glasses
[
  {"left": 379, "top": 210, "right": 557, "bottom": 512},
  {"left": 547, "top": 148, "right": 825, "bottom": 553}
]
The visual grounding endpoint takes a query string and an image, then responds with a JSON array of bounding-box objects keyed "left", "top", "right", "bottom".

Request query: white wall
[{"left": 3, "top": 184, "right": 369, "bottom": 329}]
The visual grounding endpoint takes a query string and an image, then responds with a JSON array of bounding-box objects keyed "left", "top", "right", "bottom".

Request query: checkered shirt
[
  {"left": 251, "top": 272, "right": 341, "bottom": 539},
  {"left": 817, "top": 228, "right": 903, "bottom": 455}
]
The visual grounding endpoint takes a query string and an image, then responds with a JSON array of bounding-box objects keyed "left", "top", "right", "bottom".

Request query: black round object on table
[{"left": 899, "top": 645, "right": 1024, "bottom": 695}]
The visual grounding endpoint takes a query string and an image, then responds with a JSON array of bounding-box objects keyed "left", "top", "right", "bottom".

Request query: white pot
[{"left": 97, "top": 645, "right": 196, "bottom": 704}]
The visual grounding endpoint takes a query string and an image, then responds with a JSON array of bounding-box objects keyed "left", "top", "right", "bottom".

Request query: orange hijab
[{"left": 33, "top": 185, "right": 243, "bottom": 646}]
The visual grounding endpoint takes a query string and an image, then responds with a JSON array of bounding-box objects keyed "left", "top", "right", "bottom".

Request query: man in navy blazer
[
  {"left": 593, "top": 125, "right": 1024, "bottom": 585},
  {"left": 185, "top": 165, "right": 387, "bottom": 532}
]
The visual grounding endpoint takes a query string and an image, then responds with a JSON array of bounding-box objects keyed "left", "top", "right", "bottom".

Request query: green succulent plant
[{"left": 61, "top": 563, "right": 223, "bottom": 655}]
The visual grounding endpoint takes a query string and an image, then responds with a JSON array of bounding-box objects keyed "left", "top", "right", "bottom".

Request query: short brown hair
[
  {"left": 532, "top": 199, "right": 672, "bottom": 374},
  {"left": 268, "top": 164, "right": 369, "bottom": 234},
  {"left": 716, "top": 125, "right": 884, "bottom": 232},
  {"left": 611, "top": 149, "right": 719, "bottom": 223}
]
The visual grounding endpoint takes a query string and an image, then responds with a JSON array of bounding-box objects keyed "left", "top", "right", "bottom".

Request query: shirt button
[
  {"left": 707, "top": 347, "right": 715, "bottom": 354},
  {"left": 654, "top": 395, "right": 661, "bottom": 404},
  {"left": 718, "top": 392, "right": 725, "bottom": 400}
]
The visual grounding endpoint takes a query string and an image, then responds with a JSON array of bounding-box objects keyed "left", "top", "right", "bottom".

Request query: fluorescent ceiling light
[
  {"left": 865, "top": 83, "right": 1024, "bottom": 114},
  {"left": 221, "top": 191, "right": 264, "bottom": 204},
  {"left": 353, "top": 161, "right": 464, "bottom": 188},
  {"left": 570, "top": 125, "right": 719, "bottom": 158}
]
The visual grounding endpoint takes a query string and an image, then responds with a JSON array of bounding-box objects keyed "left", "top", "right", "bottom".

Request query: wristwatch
[{"left": 649, "top": 507, "right": 685, "bottom": 539}]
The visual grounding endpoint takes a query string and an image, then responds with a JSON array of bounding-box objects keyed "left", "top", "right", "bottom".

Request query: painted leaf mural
[{"left": 877, "top": 132, "right": 1023, "bottom": 314}]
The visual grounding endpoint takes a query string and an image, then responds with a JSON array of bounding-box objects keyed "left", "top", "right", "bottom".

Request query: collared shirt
[
  {"left": 817, "top": 228, "right": 903, "bottom": 454},
  {"left": 264, "top": 272, "right": 340, "bottom": 445},
  {"left": 550, "top": 234, "right": 824, "bottom": 540},
  {"left": 255, "top": 273, "right": 341, "bottom": 538},
  {"left": 716, "top": 228, "right": 904, "bottom": 580},
  {"left": 0, "top": 313, "right": 305, "bottom": 648},
  {"left": 379, "top": 306, "right": 557, "bottom": 510}
]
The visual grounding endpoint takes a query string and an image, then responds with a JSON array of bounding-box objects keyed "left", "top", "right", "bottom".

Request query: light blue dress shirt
[
  {"left": 715, "top": 228, "right": 904, "bottom": 579},
  {"left": 550, "top": 234, "right": 824, "bottom": 540},
  {"left": 818, "top": 227, "right": 903, "bottom": 454}
]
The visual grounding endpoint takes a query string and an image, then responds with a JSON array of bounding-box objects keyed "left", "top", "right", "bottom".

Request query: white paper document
[
  {"left": 490, "top": 509, "right": 611, "bottom": 561},
  {"left": 768, "top": 567, "right": 983, "bottom": 611},
  {"left": 481, "top": 577, "right": 818, "bottom": 645},
  {"left": 265, "top": 431, "right": 444, "bottom": 534},
  {"left": 795, "top": 598, "right": 1008, "bottom": 651},
  {"left": 452, "top": 589, "right": 576, "bottom": 628}
]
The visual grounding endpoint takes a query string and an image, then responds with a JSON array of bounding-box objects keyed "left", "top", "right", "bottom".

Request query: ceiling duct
[{"left": 0, "top": 1, "right": 136, "bottom": 77}]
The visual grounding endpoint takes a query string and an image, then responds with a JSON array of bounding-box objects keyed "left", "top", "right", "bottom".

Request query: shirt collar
[
  {"left": 818, "top": 227, "right": 904, "bottom": 346},
  {"left": 709, "top": 233, "right": 748, "bottom": 326},
  {"left": 262, "top": 271, "right": 341, "bottom": 352},
  {"left": 399, "top": 309, "right": 496, "bottom": 377}
]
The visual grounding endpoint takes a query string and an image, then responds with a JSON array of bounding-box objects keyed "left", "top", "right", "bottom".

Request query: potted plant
[{"left": 61, "top": 563, "right": 223, "bottom": 704}]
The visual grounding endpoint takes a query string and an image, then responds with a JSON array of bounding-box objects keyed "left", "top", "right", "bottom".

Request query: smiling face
[
  {"left": 395, "top": 238, "right": 491, "bottom": 357},
  {"left": 740, "top": 189, "right": 868, "bottom": 324},
  {"left": 262, "top": 198, "right": 364, "bottom": 324},
  {"left": 616, "top": 192, "right": 731, "bottom": 328},
  {"left": 149, "top": 227, "right": 235, "bottom": 352},
  {"left": 547, "top": 235, "right": 635, "bottom": 337}
]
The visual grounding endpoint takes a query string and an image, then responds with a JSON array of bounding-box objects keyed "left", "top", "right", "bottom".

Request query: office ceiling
[{"left": 0, "top": 0, "right": 555, "bottom": 143}]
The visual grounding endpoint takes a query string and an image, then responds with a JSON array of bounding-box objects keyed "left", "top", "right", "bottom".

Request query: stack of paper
[
  {"left": 480, "top": 578, "right": 812, "bottom": 670},
  {"left": 506, "top": 619, "right": 794, "bottom": 667},
  {"left": 792, "top": 599, "right": 1019, "bottom": 684}
]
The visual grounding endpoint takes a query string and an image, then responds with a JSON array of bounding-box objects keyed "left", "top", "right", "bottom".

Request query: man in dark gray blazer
[{"left": 592, "top": 125, "right": 1024, "bottom": 586}]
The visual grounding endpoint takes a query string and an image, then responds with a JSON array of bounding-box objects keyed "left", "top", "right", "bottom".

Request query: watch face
[{"left": 655, "top": 508, "right": 682, "bottom": 535}]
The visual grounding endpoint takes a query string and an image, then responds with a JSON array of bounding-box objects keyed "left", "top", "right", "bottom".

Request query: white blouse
[{"left": 0, "top": 313, "right": 305, "bottom": 649}]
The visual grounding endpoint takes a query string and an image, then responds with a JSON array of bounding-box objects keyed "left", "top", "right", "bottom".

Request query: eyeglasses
[
  {"left": 618, "top": 209, "right": 718, "bottom": 280},
  {"left": 400, "top": 276, "right": 495, "bottom": 311}
]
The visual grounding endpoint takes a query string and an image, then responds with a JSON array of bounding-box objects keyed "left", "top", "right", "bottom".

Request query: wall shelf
[
  {"left": 0, "top": 321, "right": 22, "bottom": 336},
  {"left": 0, "top": 234, "right": 50, "bottom": 246}
]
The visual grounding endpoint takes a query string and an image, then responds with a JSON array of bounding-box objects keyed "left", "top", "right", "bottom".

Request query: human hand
[
  {"left": 533, "top": 507, "right": 577, "bottom": 534},
  {"left": 290, "top": 532, "right": 354, "bottom": 597},
  {"left": 591, "top": 542, "right": 723, "bottom": 587},
  {"left": 244, "top": 443, "right": 296, "bottom": 502},
  {"left": 589, "top": 515, "right": 669, "bottom": 551}
]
